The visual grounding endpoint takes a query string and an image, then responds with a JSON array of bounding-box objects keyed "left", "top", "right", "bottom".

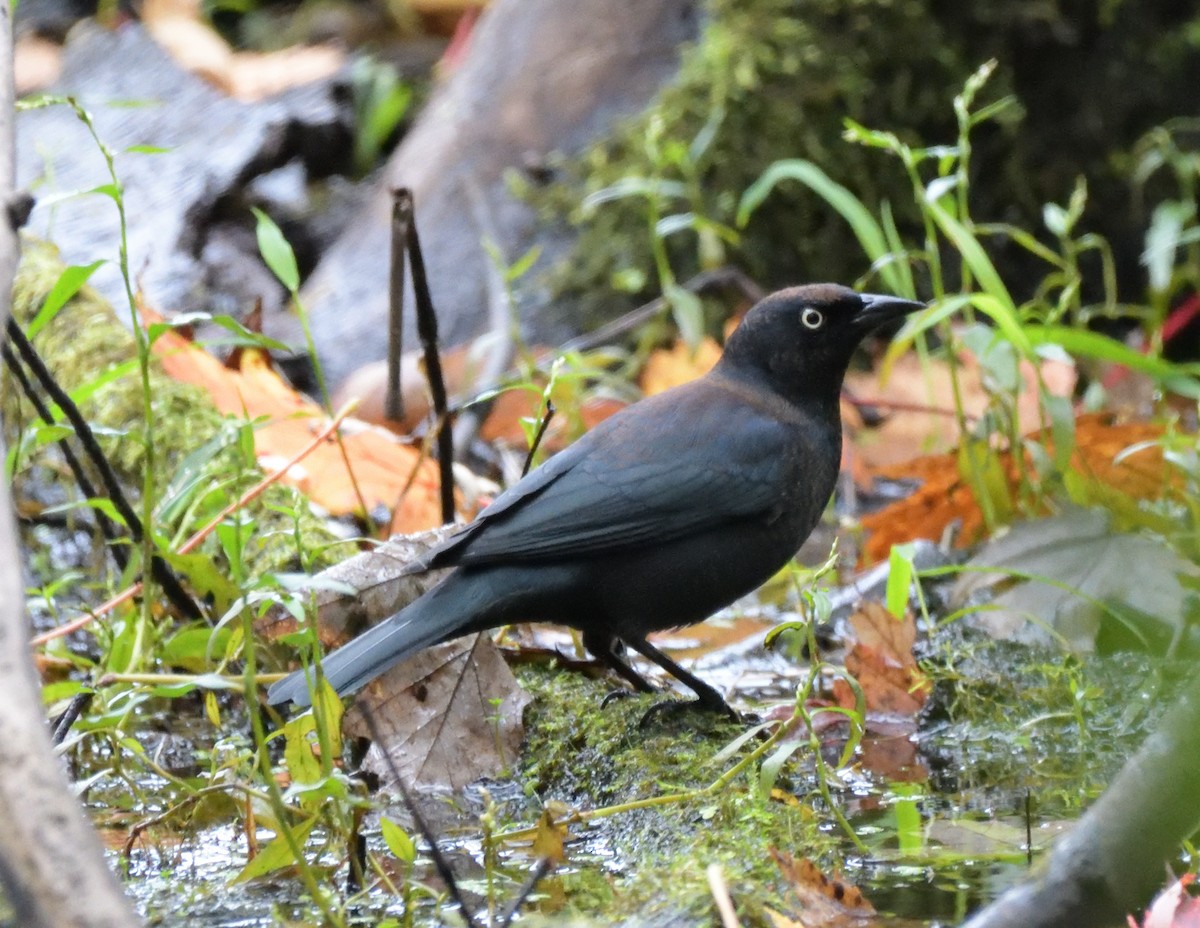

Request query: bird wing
[{"left": 427, "top": 380, "right": 803, "bottom": 567}]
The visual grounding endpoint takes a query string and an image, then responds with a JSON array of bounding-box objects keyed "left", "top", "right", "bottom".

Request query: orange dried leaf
[
  {"left": 832, "top": 602, "right": 929, "bottom": 717},
  {"left": 768, "top": 848, "right": 876, "bottom": 926},
  {"left": 639, "top": 336, "right": 723, "bottom": 396},
  {"left": 860, "top": 414, "right": 1181, "bottom": 565},
  {"left": 145, "top": 306, "right": 445, "bottom": 529}
]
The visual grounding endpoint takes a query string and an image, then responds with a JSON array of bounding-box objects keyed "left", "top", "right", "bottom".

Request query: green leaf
[
  {"left": 1025, "top": 325, "right": 1200, "bottom": 383},
  {"left": 891, "top": 784, "right": 926, "bottom": 854},
  {"left": 27, "top": 261, "right": 106, "bottom": 338},
  {"left": 886, "top": 544, "right": 916, "bottom": 620},
  {"left": 251, "top": 208, "right": 300, "bottom": 292},
  {"left": 232, "top": 817, "right": 317, "bottom": 883},
  {"left": 380, "top": 817, "right": 416, "bottom": 864},
  {"left": 664, "top": 282, "right": 705, "bottom": 349},
  {"left": 504, "top": 245, "right": 542, "bottom": 283},
  {"left": 738, "top": 159, "right": 910, "bottom": 297},
  {"left": 87, "top": 182, "right": 121, "bottom": 202},
  {"left": 125, "top": 144, "right": 171, "bottom": 155},
  {"left": 581, "top": 177, "right": 688, "bottom": 215},
  {"left": 926, "top": 201, "right": 1014, "bottom": 310},
  {"left": 758, "top": 737, "right": 804, "bottom": 799},
  {"left": 1142, "top": 200, "right": 1193, "bottom": 293},
  {"left": 161, "top": 626, "right": 232, "bottom": 673},
  {"left": 1041, "top": 390, "right": 1075, "bottom": 471}
]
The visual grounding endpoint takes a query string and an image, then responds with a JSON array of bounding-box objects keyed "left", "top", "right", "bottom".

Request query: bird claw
[
  {"left": 599, "top": 688, "right": 638, "bottom": 709},
  {"left": 638, "top": 696, "right": 739, "bottom": 729}
]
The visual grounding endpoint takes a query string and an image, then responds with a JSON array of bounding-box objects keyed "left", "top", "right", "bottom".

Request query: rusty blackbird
[{"left": 268, "top": 284, "right": 925, "bottom": 717}]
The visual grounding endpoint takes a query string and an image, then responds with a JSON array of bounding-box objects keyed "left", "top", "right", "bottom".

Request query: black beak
[{"left": 855, "top": 293, "right": 927, "bottom": 330}]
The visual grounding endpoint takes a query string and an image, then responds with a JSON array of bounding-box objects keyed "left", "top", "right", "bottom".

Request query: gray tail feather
[{"left": 266, "top": 575, "right": 482, "bottom": 709}]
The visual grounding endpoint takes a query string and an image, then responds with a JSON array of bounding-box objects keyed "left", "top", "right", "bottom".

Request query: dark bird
[{"left": 268, "top": 284, "right": 925, "bottom": 719}]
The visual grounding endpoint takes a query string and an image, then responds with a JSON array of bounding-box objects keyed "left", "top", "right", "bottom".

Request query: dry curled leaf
[
  {"left": 860, "top": 414, "right": 1179, "bottom": 564},
  {"left": 255, "top": 527, "right": 458, "bottom": 645},
  {"left": 766, "top": 848, "right": 875, "bottom": 928},
  {"left": 832, "top": 601, "right": 930, "bottom": 718},
  {"left": 345, "top": 634, "right": 530, "bottom": 791}
]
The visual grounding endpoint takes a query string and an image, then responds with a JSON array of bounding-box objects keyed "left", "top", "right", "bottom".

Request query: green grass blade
[{"left": 738, "top": 159, "right": 907, "bottom": 294}]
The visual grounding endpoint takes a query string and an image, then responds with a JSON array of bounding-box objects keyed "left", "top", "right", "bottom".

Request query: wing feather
[{"left": 427, "top": 382, "right": 797, "bottom": 567}]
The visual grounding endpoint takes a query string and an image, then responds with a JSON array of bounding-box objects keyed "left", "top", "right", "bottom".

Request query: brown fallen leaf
[
  {"left": 832, "top": 602, "right": 930, "bottom": 718},
  {"left": 345, "top": 634, "right": 530, "bottom": 791},
  {"left": 766, "top": 848, "right": 876, "bottom": 928},
  {"left": 844, "top": 345, "right": 1076, "bottom": 469},
  {"left": 859, "top": 413, "right": 1180, "bottom": 564},
  {"left": 145, "top": 304, "right": 448, "bottom": 527},
  {"left": 640, "top": 336, "right": 724, "bottom": 396}
]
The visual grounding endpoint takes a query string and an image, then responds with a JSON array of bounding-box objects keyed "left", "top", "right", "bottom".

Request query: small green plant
[
  {"left": 582, "top": 110, "right": 740, "bottom": 347},
  {"left": 350, "top": 57, "right": 414, "bottom": 177},
  {"left": 756, "top": 547, "right": 867, "bottom": 850}
]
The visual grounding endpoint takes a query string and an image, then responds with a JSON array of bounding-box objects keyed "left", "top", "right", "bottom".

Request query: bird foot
[
  {"left": 638, "top": 696, "right": 739, "bottom": 729},
  {"left": 599, "top": 688, "right": 639, "bottom": 709}
]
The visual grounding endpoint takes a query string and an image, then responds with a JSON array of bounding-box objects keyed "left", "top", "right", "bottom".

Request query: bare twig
[
  {"left": 398, "top": 187, "right": 455, "bottom": 524},
  {"left": 521, "top": 400, "right": 554, "bottom": 477},
  {"left": 2, "top": 342, "right": 128, "bottom": 565},
  {"left": 496, "top": 857, "right": 554, "bottom": 928},
  {"left": 50, "top": 690, "right": 93, "bottom": 747},
  {"left": 386, "top": 190, "right": 412, "bottom": 423},
  {"left": 5, "top": 318, "right": 201, "bottom": 618}
]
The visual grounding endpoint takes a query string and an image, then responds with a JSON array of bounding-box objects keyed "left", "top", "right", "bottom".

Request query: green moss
[{"left": 515, "top": 663, "right": 836, "bottom": 922}]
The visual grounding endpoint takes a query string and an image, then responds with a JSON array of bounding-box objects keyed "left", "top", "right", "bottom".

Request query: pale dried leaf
[
  {"left": 256, "top": 526, "right": 459, "bottom": 646},
  {"left": 345, "top": 635, "right": 530, "bottom": 790}
]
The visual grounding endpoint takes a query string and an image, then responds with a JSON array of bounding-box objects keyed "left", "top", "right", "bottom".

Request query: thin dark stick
[
  {"left": 385, "top": 190, "right": 411, "bottom": 423},
  {"left": 399, "top": 188, "right": 455, "bottom": 524},
  {"left": 521, "top": 401, "right": 555, "bottom": 477},
  {"left": 558, "top": 265, "right": 765, "bottom": 356},
  {"left": 50, "top": 690, "right": 93, "bottom": 746},
  {"left": 2, "top": 343, "right": 128, "bottom": 570},
  {"left": 346, "top": 827, "right": 367, "bottom": 894},
  {"left": 497, "top": 857, "right": 553, "bottom": 928},
  {"left": 3, "top": 325, "right": 200, "bottom": 618},
  {"left": 357, "top": 704, "right": 483, "bottom": 928}
]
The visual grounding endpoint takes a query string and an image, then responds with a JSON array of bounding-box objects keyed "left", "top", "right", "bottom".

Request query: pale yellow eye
[{"left": 801, "top": 307, "right": 824, "bottom": 330}]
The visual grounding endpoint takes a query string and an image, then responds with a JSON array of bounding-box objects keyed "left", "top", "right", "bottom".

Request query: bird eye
[{"left": 801, "top": 307, "right": 824, "bottom": 330}]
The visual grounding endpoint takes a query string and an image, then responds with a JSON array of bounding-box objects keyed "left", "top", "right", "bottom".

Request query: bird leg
[
  {"left": 624, "top": 637, "right": 738, "bottom": 726},
  {"left": 581, "top": 630, "right": 658, "bottom": 701}
]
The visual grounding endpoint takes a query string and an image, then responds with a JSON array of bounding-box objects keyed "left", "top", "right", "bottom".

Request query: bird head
[{"left": 717, "top": 283, "right": 926, "bottom": 406}]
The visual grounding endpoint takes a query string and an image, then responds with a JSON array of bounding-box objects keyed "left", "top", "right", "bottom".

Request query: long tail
[{"left": 266, "top": 571, "right": 493, "bottom": 708}]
